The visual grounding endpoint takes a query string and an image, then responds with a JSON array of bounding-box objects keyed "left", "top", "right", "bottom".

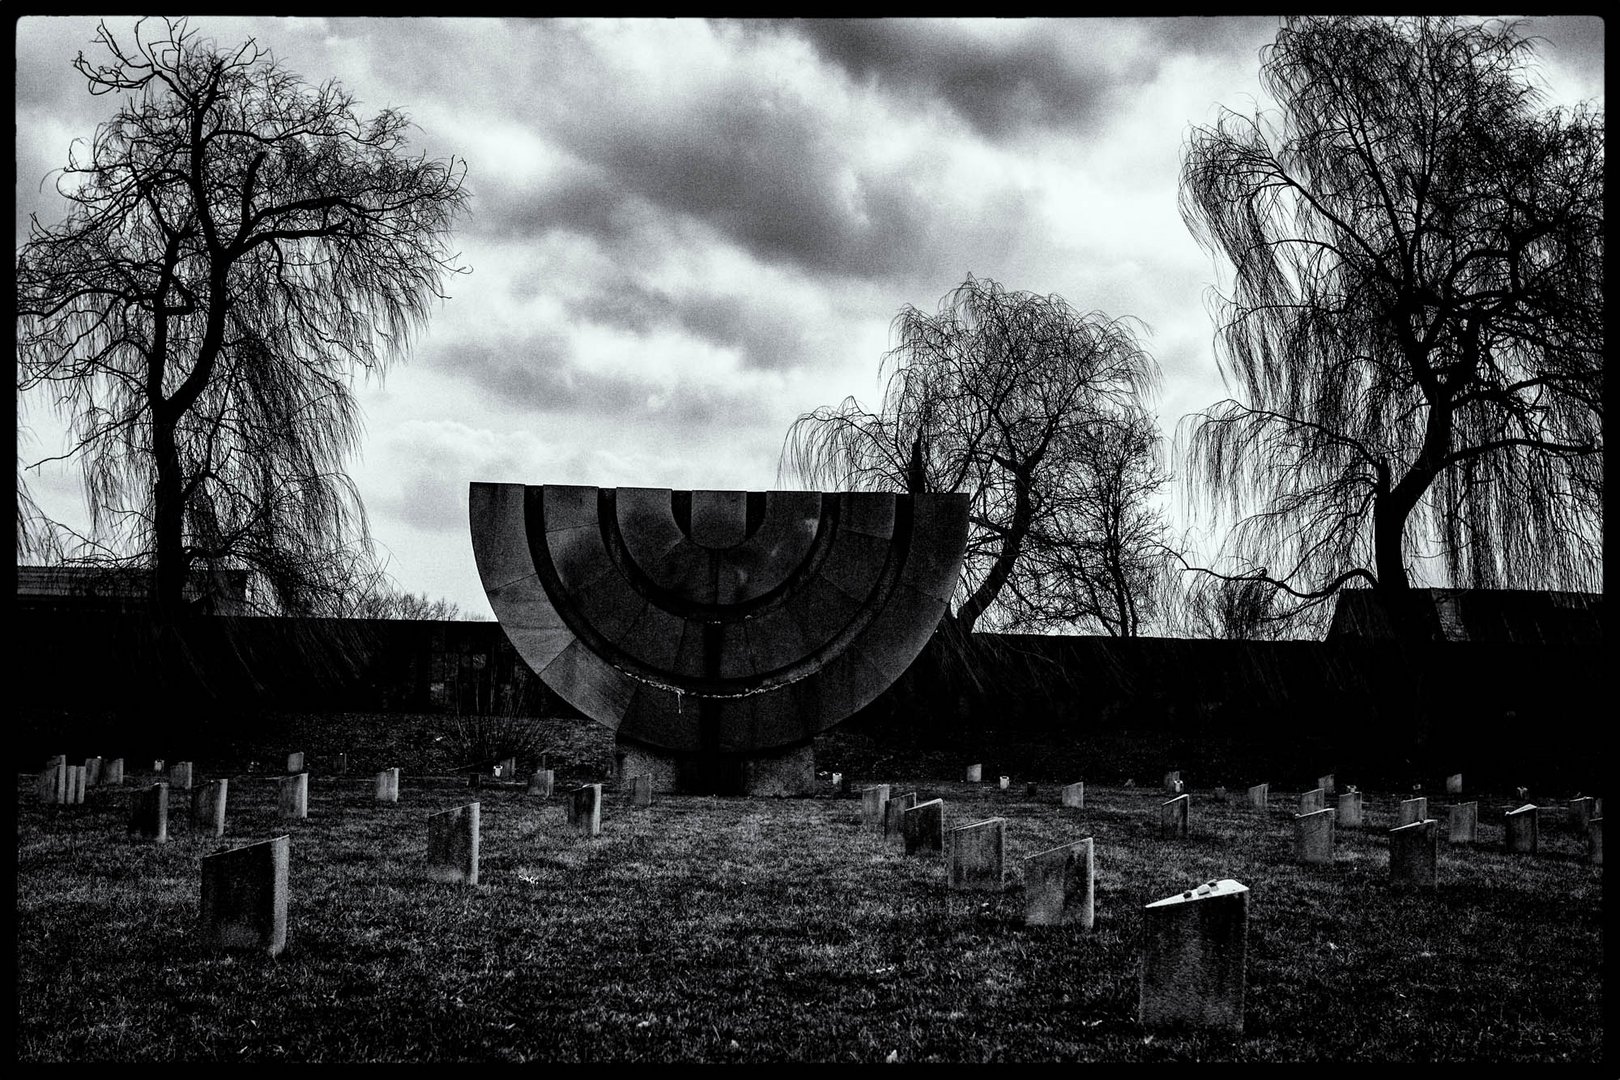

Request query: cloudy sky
[{"left": 14, "top": 16, "right": 1605, "bottom": 621}]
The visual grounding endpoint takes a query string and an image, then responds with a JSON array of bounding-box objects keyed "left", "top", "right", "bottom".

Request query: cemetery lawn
[{"left": 15, "top": 776, "right": 1602, "bottom": 1063}]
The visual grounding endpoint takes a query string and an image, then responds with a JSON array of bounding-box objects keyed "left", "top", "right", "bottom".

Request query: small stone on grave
[
  {"left": 426, "top": 803, "right": 480, "bottom": 885},
  {"left": 948, "top": 817, "right": 1006, "bottom": 891},
  {"left": 1389, "top": 818, "right": 1438, "bottom": 887},
  {"left": 567, "top": 783, "right": 602, "bottom": 837},
  {"left": 1397, "top": 796, "right": 1428, "bottom": 827},
  {"left": 279, "top": 772, "right": 309, "bottom": 820},
  {"left": 1336, "top": 791, "right": 1364, "bottom": 829},
  {"left": 861, "top": 784, "right": 892, "bottom": 830},
  {"left": 129, "top": 782, "right": 169, "bottom": 843},
  {"left": 199, "top": 834, "right": 289, "bottom": 956},
  {"left": 902, "top": 799, "right": 945, "bottom": 855},
  {"left": 1504, "top": 803, "right": 1539, "bottom": 853},
  {"left": 1139, "top": 879, "right": 1249, "bottom": 1034},
  {"left": 1160, "top": 793, "right": 1190, "bottom": 838},
  {"left": 884, "top": 791, "right": 918, "bottom": 842},
  {"left": 1294, "top": 808, "right": 1334, "bottom": 865},
  {"left": 1447, "top": 801, "right": 1477, "bottom": 844},
  {"left": 1023, "top": 837, "right": 1094, "bottom": 928},
  {"left": 1061, "top": 781, "right": 1084, "bottom": 808}
]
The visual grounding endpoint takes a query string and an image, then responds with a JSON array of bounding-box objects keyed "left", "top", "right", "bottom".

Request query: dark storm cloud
[{"left": 569, "top": 283, "right": 811, "bottom": 372}]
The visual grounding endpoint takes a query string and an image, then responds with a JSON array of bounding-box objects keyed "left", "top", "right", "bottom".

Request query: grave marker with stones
[
  {"left": 1160, "top": 793, "right": 1190, "bottom": 838},
  {"left": 1336, "top": 791, "right": 1364, "bottom": 828},
  {"left": 1023, "top": 837, "right": 1095, "bottom": 928},
  {"left": 1299, "top": 788, "right": 1326, "bottom": 814},
  {"left": 948, "top": 817, "right": 1006, "bottom": 891},
  {"left": 191, "top": 779, "right": 228, "bottom": 838},
  {"left": 884, "top": 791, "right": 918, "bottom": 843},
  {"left": 1061, "top": 782, "right": 1085, "bottom": 808},
  {"left": 1505, "top": 803, "right": 1539, "bottom": 853},
  {"left": 1294, "top": 808, "right": 1334, "bottom": 865},
  {"left": 1139, "top": 879, "right": 1249, "bottom": 1035},
  {"left": 1447, "top": 801, "right": 1477, "bottom": 844},
  {"left": 902, "top": 799, "right": 944, "bottom": 855},
  {"left": 1247, "top": 783, "right": 1268, "bottom": 812},
  {"left": 129, "top": 782, "right": 169, "bottom": 842},
  {"left": 279, "top": 772, "right": 309, "bottom": 820},
  {"left": 199, "top": 835, "right": 289, "bottom": 956},
  {"left": 170, "top": 761, "right": 193, "bottom": 792},
  {"left": 1398, "top": 796, "right": 1428, "bottom": 827},
  {"left": 528, "top": 768, "right": 554, "bottom": 797},
  {"left": 861, "top": 784, "right": 892, "bottom": 831},
  {"left": 1389, "top": 818, "right": 1438, "bottom": 887},
  {"left": 426, "top": 803, "right": 480, "bottom": 886},
  {"left": 568, "top": 783, "right": 603, "bottom": 837}
]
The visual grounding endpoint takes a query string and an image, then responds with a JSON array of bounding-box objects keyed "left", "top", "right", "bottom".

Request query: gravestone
[
  {"left": 279, "top": 772, "right": 308, "bottom": 820},
  {"left": 1160, "top": 794, "right": 1190, "bottom": 838},
  {"left": 375, "top": 768, "right": 401, "bottom": 804},
  {"left": 1299, "top": 788, "right": 1326, "bottom": 814},
  {"left": 568, "top": 783, "right": 602, "bottom": 837},
  {"left": 336, "top": 752, "right": 347, "bottom": 776},
  {"left": 1505, "top": 804, "right": 1539, "bottom": 853},
  {"left": 1569, "top": 796, "right": 1596, "bottom": 832},
  {"left": 129, "top": 782, "right": 168, "bottom": 842},
  {"left": 1061, "top": 782, "right": 1085, "bottom": 808},
  {"left": 497, "top": 757, "right": 517, "bottom": 780},
  {"left": 1024, "top": 781, "right": 1039, "bottom": 797},
  {"left": 68, "top": 765, "right": 87, "bottom": 804},
  {"left": 965, "top": 764, "right": 982, "bottom": 783},
  {"left": 1163, "top": 770, "right": 1182, "bottom": 791},
  {"left": 286, "top": 752, "right": 305, "bottom": 774},
  {"left": 426, "top": 803, "right": 480, "bottom": 885},
  {"left": 470, "top": 483, "right": 969, "bottom": 796},
  {"left": 1336, "top": 791, "right": 1364, "bottom": 828},
  {"left": 1447, "top": 801, "right": 1477, "bottom": 844},
  {"left": 153, "top": 759, "right": 165, "bottom": 774},
  {"left": 1169, "top": 779, "right": 1185, "bottom": 795},
  {"left": 902, "top": 799, "right": 945, "bottom": 855},
  {"left": 1389, "top": 819, "right": 1438, "bottom": 887},
  {"left": 998, "top": 775, "right": 1011, "bottom": 790},
  {"left": 85, "top": 756, "right": 103, "bottom": 786},
  {"left": 104, "top": 758, "right": 124, "bottom": 785},
  {"left": 1445, "top": 773, "right": 1463, "bottom": 795},
  {"left": 1588, "top": 817, "right": 1602, "bottom": 866},
  {"left": 884, "top": 791, "right": 918, "bottom": 843},
  {"left": 629, "top": 773, "right": 653, "bottom": 808},
  {"left": 948, "top": 818, "right": 1006, "bottom": 891},
  {"left": 861, "top": 784, "right": 892, "bottom": 831},
  {"left": 191, "top": 779, "right": 228, "bottom": 838},
  {"left": 1317, "top": 773, "right": 1335, "bottom": 796},
  {"left": 1247, "top": 783, "right": 1268, "bottom": 812},
  {"left": 1398, "top": 796, "right": 1428, "bottom": 827},
  {"left": 830, "top": 771, "right": 842, "bottom": 789},
  {"left": 528, "top": 768, "right": 554, "bottom": 797},
  {"left": 1294, "top": 808, "right": 1335, "bottom": 865},
  {"left": 1023, "top": 837, "right": 1094, "bottom": 928},
  {"left": 1139, "top": 879, "right": 1249, "bottom": 1035},
  {"left": 199, "top": 835, "right": 289, "bottom": 956},
  {"left": 170, "top": 761, "right": 193, "bottom": 792},
  {"left": 36, "top": 760, "right": 66, "bottom": 805}
]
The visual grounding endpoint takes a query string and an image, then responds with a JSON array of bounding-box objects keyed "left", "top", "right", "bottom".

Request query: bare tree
[
  {"left": 16, "top": 17, "right": 471, "bottom": 622},
  {"left": 781, "top": 274, "right": 1165, "bottom": 636},
  {"left": 1178, "top": 16, "right": 1603, "bottom": 634},
  {"left": 345, "top": 586, "right": 480, "bottom": 622}
]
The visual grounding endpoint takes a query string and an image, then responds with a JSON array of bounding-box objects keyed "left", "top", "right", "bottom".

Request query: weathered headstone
[
  {"left": 1447, "top": 801, "right": 1477, "bottom": 844},
  {"left": 884, "top": 791, "right": 918, "bottom": 842},
  {"left": 1336, "top": 791, "right": 1364, "bottom": 828},
  {"left": 861, "top": 784, "right": 892, "bottom": 830},
  {"left": 199, "top": 834, "right": 289, "bottom": 956},
  {"left": 1024, "top": 837, "right": 1094, "bottom": 928},
  {"left": 68, "top": 764, "right": 88, "bottom": 804},
  {"left": 169, "top": 761, "right": 193, "bottom": 792},
  {"left": 1294, "top": 808, "right": 1335, "bottom": 865},
  {"left": 948, "top": 817, "right": 1006, "bottom": 891},
  {"left": 902, "top": 799, "right": 945, "bottom": 855},
  {"left": 85, "top": 756, "right": 103, "bottom": 786},
  {"left": 1505, "top": 803, "right": 1539, "bottom": 853},
  {"left": 1317, "top": 773, "right": 1335, "bottom": 796},
  {"left": 191, "top": 778, "right": 228, "bottom": 838},
  {"left": 426, "top": 803, "right": 480, "bottom": 885},
  {"left": 103, "top": 758, "right": 124, "bottom": 786},
  {"left": 1247, "top": 783, "right": 1268, "bottom": 812},
  {"left": 998, "top": 775, "right": 1011, "bottom": 790},
  {"left": 629, "top": 773, "right": 653, "bottom": 808},
  {"left": 286, "top": 752, "right": 305, "bottom": 774},
  {"left": 153, "top": 758, "right": 165, "bottom": 774},
  {"left": 1061, "top": 781, "right": 1084, "bottom": 808},
  {"left": 1569, "top": 796, "right": 1596, "bottom": 832},
  {"left": 1389, "top": 819, "right": 1438, "bottom": 887},
  {"left": 1588, "top": 817, "right": 1602, "bottom": 866},
  {"left": 497, "top": 756, "right": 517, "bottom": 780},
  {"left": 129, "top": 782, "right": 169, "bottom": 842},
  {"left": 1299, "top": 788, "right": 1326, "bottom": 814},
  {"left": 336, "top": 752, "right": 347, "bottom": 776},
  {"left": 1160, "top": 793, "right": 1190, "bottom": 838},
  {"left": 278, "top": 772, "right": 309, "bottom": 820},
  {"left": 1168, "top": 779, "right": 1185, "bottom": 795},
  {"left": 1164, "top": 770, "right": 1182, "bottom": 792},
  {"left": 830, "top": 771, "right": 842, "bottom": 789},
  {"left": 1398, "top": 796, "right": 1428, "bottom": 827},
  {"left": 375, "top": 767, "right": 401, "bottom": 804},
  {"left": 528, "top": 768, "right": 554, "bottom": 797},
  {"left": 1445, "top": 772, "right": 1463, "bottom": 795},
  {"left": 568, "top": 783, "right": 602, "bottom": 837},
  {"left": 1139, "top": 879, "right": 1249, "bottom": 1035},
  {"left": 36, "top": 760, "right": 67, "bottom": 805}
]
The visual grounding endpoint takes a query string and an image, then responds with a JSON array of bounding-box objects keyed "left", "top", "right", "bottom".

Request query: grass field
[{"left": 15, "top": 764, "right": 1603, "bottom": 1063}]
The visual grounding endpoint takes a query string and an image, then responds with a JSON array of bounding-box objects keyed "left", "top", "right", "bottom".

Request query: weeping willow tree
[
  {"left": 16, "top": 17, "right": 470, "bottom": 623},
  {"left": 1178, "top": 16, "right": 1603, "bottom": 633},
  {"left": 781, "top": 274, "right": 1169, "bottom": 637}
]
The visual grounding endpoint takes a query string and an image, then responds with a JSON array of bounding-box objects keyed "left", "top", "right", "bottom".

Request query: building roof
[
  {"left": 1326, "top": 587, "right": 1603, "bottom": 645},
  {"left": 15, "top": 564, "right": 251, "bottom": 615}
]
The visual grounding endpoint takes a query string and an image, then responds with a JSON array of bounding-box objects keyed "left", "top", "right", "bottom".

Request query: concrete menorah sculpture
[{"left": 471, "top": 483, "right": 969, "bottom": 795}]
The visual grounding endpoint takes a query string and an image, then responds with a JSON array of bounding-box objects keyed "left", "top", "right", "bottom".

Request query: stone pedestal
[
  {"left": 1140, "top": 879, "right": 1248, "bottom": 1034},
  {"left": 200, "top": 835, "right": 289, "bottom": 956},
  {"left": 1024, "top": 838, "right": 1094, "bottom": 928},
  {"left": 427, "top": 803, "right": 480, "bottom": 885}
]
